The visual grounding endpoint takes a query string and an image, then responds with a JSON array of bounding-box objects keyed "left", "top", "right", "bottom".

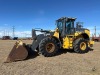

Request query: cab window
[{"left": 57, "top": 21, "right": 63, "bottom": 33}]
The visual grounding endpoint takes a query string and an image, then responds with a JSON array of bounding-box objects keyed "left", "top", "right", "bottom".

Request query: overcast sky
[{"left": 0, "top": 0, "right": 100, "bottom": 37}]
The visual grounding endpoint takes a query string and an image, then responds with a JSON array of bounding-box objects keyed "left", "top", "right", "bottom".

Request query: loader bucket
[{"left": 5, "top": 40, "right": 28, "bottom": 63}]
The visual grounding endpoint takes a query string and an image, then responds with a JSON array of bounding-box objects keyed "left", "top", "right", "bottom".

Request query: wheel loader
[{"left": 6, "top": 17, "right": 94, "bottom": 63}]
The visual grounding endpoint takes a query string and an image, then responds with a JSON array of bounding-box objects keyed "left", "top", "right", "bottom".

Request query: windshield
[{"left": 66, "top": 21, "right": 73, "bottom": 28}]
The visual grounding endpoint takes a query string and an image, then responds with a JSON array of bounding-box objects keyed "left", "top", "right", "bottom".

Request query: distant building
[
  {"left": 2, "top": 36, "right": 11, "bottom": 40},
  {"left": 92, "top": 34, "right": 100, "bottom": 42}
]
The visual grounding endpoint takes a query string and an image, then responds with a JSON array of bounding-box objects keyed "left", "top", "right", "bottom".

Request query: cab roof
[{"left": 57, "top": 17, "right": 76, "bottom": 22}]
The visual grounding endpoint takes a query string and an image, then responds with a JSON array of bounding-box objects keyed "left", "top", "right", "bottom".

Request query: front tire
[
  {"left": 39, "top": 37, "right": 58, "bottom": 57},
  {"left": 74, "top": 38, "right": 89, "bottom": 53}
]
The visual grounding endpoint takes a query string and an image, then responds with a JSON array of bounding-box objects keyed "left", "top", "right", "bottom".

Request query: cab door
[{"left": 65, "top": 20, "right": 75, "bottom": 35}]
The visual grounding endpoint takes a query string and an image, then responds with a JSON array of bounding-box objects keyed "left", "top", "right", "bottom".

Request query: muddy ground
[{"left": 0, "top": 40, "right": 100, "bottom": 75}]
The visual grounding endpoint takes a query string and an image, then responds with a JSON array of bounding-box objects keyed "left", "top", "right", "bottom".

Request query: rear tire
[
  {"left": 74, "top": 38, "right": 89, "bottom": 53},
  {"left": 39, "top": 37, "right": 58, "bottom": 57}
]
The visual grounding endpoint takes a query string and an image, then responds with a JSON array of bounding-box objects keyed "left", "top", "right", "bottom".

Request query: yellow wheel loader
[{"left": 6, "top": 17, "right": 94, "bottom": 62}]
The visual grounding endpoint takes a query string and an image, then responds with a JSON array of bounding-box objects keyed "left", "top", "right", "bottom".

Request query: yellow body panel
[
  {"left": 53, "top": 28, "right": 59, "bottom": 39},
  {"left": 75, "top": 32, "right": 82, "bottom": 36},
  {"left": 75, "top": 29, "right": 90, "bottom": 37},
  {"left": 84, "top": 29, "right": 90, "bottom": 37},
  {"left": 63, "top": 36, "right": 70, "bottom": 49},
  {"left": 88, "top": 40, "right": 94, "bottom": 47},
  {"left": 63, "top": 36, "right": 73, "bottom": 49},
  {"left": 53, "top": 28, "right": 73, "bottom": 49},
  {"left": 53, "top": 28, "right": 94, "bottom": 49}
]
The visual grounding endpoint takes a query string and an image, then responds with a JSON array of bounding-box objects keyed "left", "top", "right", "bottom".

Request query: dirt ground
[{"left": 0, "top": 40, "right": 100, "bottom": 75}]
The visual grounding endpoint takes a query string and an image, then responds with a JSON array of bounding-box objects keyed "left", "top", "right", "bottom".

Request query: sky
[{"left": 0, "top": 0, "right": 100, "bottom": 37}]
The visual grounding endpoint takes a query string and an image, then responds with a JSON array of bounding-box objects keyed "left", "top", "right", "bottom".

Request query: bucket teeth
[{"left": 5, "top": 40, "right": 28, "bottom": 63}]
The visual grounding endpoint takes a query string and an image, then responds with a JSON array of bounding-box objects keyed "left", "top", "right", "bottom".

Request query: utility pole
[
  {"left": 12, "top": 26, "right": 15, "bottom": 38},
  {"left": 94, "top": 26, "right": 96, "bottom": 37},
  {"left": 98, "top": 33, "right": 100, "bottom": 37},
  {"left": 8, "top": 31, "right": 9, "bottom": 36},
  {"left": 4, "top": 30, "right": 5, "bottom": 36}
]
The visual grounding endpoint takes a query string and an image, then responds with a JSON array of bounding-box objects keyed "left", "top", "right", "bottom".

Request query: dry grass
[{"left": 0, "top": 40, "right": 100, "bottom": 75}]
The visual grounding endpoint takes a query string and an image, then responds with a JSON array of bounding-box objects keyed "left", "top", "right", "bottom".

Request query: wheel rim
[
  {"left": 45, "top": 43, "right": 55, "bottom": 53},
  {"left": 80, "top": 42, "right": 86, "bottom": 51}
]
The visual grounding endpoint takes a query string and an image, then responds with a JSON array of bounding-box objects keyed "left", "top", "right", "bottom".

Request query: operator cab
[{"left": 56, "top": 17, "right": 76, "bottom": 37}]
